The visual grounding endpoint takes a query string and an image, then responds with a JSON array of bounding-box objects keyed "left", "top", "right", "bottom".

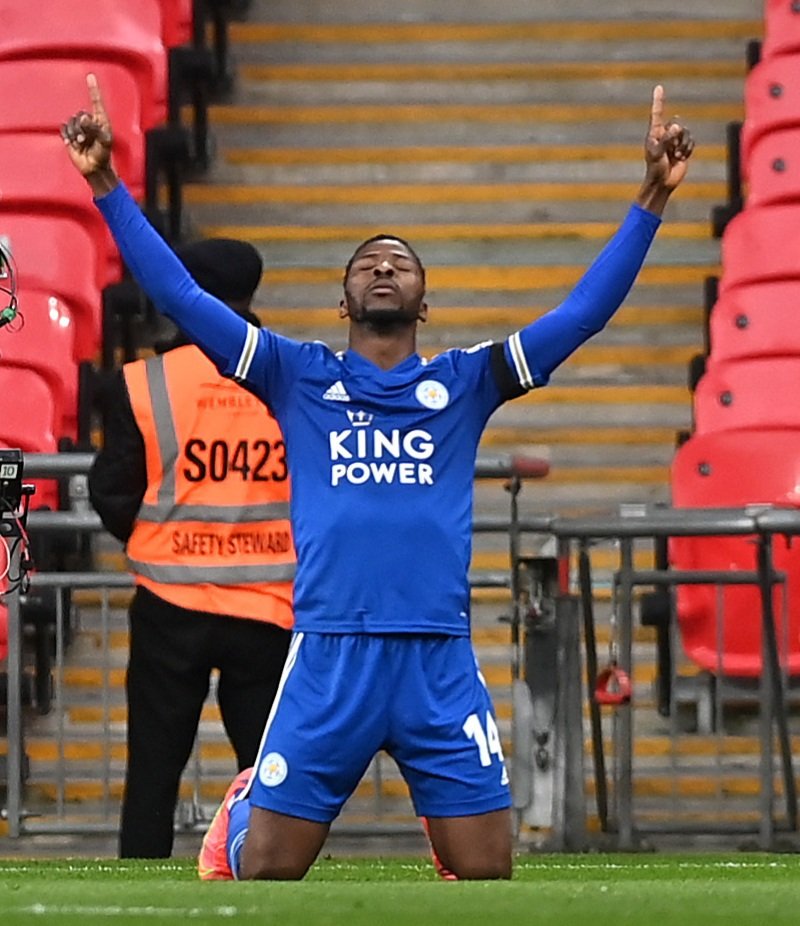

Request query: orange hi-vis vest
[{"left": 124, "top": 345, "right": 295, "bottom": 626}]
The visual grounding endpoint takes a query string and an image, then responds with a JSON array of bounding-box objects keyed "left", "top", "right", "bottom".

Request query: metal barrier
[
  {"left": 8, "top": 455, "right": 799, "bottom": 850},
  {"left": 2, "top": 452, "right": 549, "bottom": 840},
  {"left": 545, "top": 504, "right": 800, "bottom": 850}
]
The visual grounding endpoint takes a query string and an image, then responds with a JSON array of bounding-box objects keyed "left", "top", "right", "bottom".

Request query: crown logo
[{"left": 347, "top": 409, "right": 374, "bottom": 427}]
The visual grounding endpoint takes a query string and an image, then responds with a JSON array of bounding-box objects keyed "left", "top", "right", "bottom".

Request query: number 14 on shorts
[{"left": 463, "top": 711, "right": 508, "bottom": 781}]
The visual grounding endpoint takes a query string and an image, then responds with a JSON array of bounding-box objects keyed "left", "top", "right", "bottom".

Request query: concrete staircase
[
  {"left": 185, "top": 0, "right": 762, "bottom": 524},
  {"left": 11, "top": 0, "right": 786, "bottom": 851}
]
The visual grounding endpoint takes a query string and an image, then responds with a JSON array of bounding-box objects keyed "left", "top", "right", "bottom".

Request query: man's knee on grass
[
  {"left": 239, "top": 807, "right": 329, "bottom": 881},
  {"left": 426, "top": 809, "right": 512, "bottom": 880}
]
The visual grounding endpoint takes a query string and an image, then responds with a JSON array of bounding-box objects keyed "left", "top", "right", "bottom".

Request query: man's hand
[
  {"left": 637, "top": 85, "right": 694, "bottom": 216},
  {"left": 60, "top": 73, "right": 119, "bottom": 196}
]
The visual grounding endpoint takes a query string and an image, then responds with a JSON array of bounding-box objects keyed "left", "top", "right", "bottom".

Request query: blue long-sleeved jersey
[{"left": 97, "top": 184, "right": 660, "bottom": 634}]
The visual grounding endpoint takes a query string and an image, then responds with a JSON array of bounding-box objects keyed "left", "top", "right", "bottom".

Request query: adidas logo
[{"left": 322, "top": 380, "right": 351, "bottom": 402}]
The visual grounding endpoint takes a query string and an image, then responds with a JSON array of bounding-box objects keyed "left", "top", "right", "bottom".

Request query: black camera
[{"left": 0, "top": 448, "right": 23, "bottom": 508}]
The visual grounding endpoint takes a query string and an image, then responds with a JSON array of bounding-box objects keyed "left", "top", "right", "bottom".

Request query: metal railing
[
  {"left": 545, "top": 504, "right": 800, "bottom": 850},
  {"left": 2, "top": 451, "right": 550, "bottom": 840},
  {"left": 7, "top": 455, "right": 800, "bottom": 850}
]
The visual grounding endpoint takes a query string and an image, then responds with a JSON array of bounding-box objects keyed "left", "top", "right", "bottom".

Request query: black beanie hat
[{"left": 175, "top": 238, "right": 263, "bottom": 322}]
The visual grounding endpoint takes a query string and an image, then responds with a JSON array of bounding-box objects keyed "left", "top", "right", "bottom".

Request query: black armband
[{"left": 490, "top": 342, "right": 527, "bottom": 402}]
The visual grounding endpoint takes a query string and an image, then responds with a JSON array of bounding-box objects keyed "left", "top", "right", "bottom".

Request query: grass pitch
[{"left": 1, "top": 854, "right": 800, "bottom": 925}]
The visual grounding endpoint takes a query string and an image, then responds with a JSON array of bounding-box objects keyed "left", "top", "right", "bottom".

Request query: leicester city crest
[{"left": 415, "top": 379, "right": 449, "bottom": 410}]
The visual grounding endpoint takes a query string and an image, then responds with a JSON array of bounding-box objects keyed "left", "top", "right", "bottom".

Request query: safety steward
[{"left": 89, "top": 238, "right": 294, "bottom": 859}]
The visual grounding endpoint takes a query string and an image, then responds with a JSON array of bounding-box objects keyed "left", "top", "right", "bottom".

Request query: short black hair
[{"left": 343, "top": 234, "right": 426, "bottom": 285}]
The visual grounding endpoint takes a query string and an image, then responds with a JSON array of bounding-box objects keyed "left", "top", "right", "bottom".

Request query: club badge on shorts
[{"left": 258, "top": 752, "right": 288, "bottom": 787}]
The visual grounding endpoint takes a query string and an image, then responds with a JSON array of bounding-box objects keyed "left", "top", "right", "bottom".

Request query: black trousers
[{"left": 119, "top": 585, "right": 292, "bottom": 858}]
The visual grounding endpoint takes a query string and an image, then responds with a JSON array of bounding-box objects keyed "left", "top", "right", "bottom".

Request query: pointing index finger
[
  {"left": 86, "top": 73, "right": 108, "bottom": 124},
  {"left": 650, "top": 84, "right": 664, "bottom": 131}
]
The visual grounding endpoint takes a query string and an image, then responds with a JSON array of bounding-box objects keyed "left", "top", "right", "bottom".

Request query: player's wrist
[
  {"left": 635, "top": 176, "right": 671, "bottom": 217},
  {"left": 85, "top": 165, "right": 120, "bottom": 199}
]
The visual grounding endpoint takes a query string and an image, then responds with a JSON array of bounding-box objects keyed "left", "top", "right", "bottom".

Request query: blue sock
[{"left": 227, "top": 797, "right": 251, "bottom": 879}]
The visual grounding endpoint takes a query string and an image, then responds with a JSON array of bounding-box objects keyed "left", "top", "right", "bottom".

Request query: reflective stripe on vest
[
  {"left": 127, "top": 559, "right": 295, "bottom": 585},
  {"left": 123, "top": 347, "right": 296, "bottom": 620}
]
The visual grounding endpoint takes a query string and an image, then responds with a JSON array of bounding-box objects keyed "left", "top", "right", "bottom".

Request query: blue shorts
[{"left": 242, "top": 632, "right": 511, "bottom": 822}]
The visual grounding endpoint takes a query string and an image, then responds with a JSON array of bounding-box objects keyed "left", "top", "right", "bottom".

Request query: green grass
[{"left": 2, "top": 855, "right": 800, "bottom": 925}]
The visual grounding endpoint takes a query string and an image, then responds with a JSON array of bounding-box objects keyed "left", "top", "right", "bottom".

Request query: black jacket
[{"left": 88, "top": 370, "right": 147, "bottom": 543}]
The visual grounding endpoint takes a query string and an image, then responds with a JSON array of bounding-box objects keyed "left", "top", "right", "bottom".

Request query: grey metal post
[
  {"left": 519, "top": 556, "right": 559, "bottom": 833},
  {"left": 4, "top": 539, "right": 23, "bottom": 837},
  {"left": 616, "top": 537, "right": 635, "bottom": 849},
  {"left": 755, "top": 532, "right": 797, "bottom": 839},
  {"left": 758, "top": 533, "right": 776, "bottom": 850},
  {"left": 758, "top": 596, "right": 775, "bottom": 849},
  {"left": 552, "top": 594, "right": 586, "bottom": 850},
  {"left": 55, "top": 581, "right": 66, "bottom": 821}
]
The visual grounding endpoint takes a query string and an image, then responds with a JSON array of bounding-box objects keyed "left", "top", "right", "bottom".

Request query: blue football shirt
[
  {"left": 96, "top": 183, "right": 661, "bottom": 636},
  {"left": 226, "top": 331, "right": 503, "bottom": 633}
]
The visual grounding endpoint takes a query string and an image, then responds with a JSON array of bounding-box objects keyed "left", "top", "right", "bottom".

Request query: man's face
[{"left": 341, "top": 239, "right": 427, "bottom": 326}]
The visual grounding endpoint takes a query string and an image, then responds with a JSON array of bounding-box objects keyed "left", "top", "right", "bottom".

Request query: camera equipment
[
  {"left": 0, "top": 448, "right": 23, "bottom": 507},
  {"left": 0, "top": 235, "right": 19, "bottom": 329}
]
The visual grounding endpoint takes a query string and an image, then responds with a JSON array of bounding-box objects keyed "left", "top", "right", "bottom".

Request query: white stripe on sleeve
[
  {"left": 508, "top": 331, "right": 535, "bottom": 390},
  {"left": 233, "top": 324, "right": 259, "bottom": 382}
]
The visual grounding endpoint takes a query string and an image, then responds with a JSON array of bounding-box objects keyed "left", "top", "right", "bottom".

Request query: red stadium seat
[
  {"left": 0, "top": 213, "right": 105, "bottom": 361},
  {"left": 0, "top": 60, "right": 148, "bottom": 199},
  {"left": 707, "top": 282, "right": 800, "bottom": 363},
  {"left": 0, "top": 367, "right": 57, "bottom": 452},
  {"left": 0, "top": 133, "right": 121, "bottom": 296},
  {"left": 741, "top": 56, "right": 800, "bottom": 176},
  {"left": 0, "top": 367, "right": 60, "bottom": 509},
  {"left": 746, "top": 128, "right": 800, "bottom": 208},
  {"left": 762, "top": 0, "right": 800, "bottom": 60},
  {"left": 719, "top": 204, "right": 800, "bottom": 293},
  {"left": 0, "top": 1, "right": 168, "bottom": 130},
  {"left": 670, "top": 429, "right": 800, "bottom": 676},
  {"left": 160, "top": 0, "right": 195, "bottom": 48},
  {"left": 0, "top": 290, "right": 79, "bottom": 440},
  {"left": 693, "top": 357, "right": 800, "bottom": 433}
]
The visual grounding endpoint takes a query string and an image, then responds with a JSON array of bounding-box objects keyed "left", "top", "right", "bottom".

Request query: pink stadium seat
[
  {"left": 0, "top": 60, "right": 148, "bottom": 199},
  {"left": 718, "top": 204, "right": 800, "bottom": 292},
  {"left": 0, "top": 1, "right": 168, "bottom": 130},
  {"left": 693, "top": 357, "right": 800, "bottom": 433},
  {"left": 0, "top": 290, "right": 79, "bottom": 440},
  {"left": 0, "top": 133, "right": 121, "bottom": 295},
  {"left": 707, "top": 282, "right": 800, "bottom": 363},
  {"left": 0, "top": 367, "right": 60, "bottom": 509},
  {"left": 762, "top": 0, "right": 800, "bottom": 60},
  {"left": 741, "top": 55, "right": 800, "bottom": 176},
  {"left": 0, "top": 213, "right": 105, "bottom": 362},
  {"left": 746, "top": 127, "right": 800, "bottom": 208},
  {"left": 670, "top": 429, "right": 800, "bottom": 676}
]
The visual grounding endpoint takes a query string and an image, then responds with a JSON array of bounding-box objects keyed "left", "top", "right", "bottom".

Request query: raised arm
[
  {"left": 60, "top": 74, "right": 249, "bottom": 371},
  {"left": 502, "top": 85, "right": 694, "bottom": 391}
]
